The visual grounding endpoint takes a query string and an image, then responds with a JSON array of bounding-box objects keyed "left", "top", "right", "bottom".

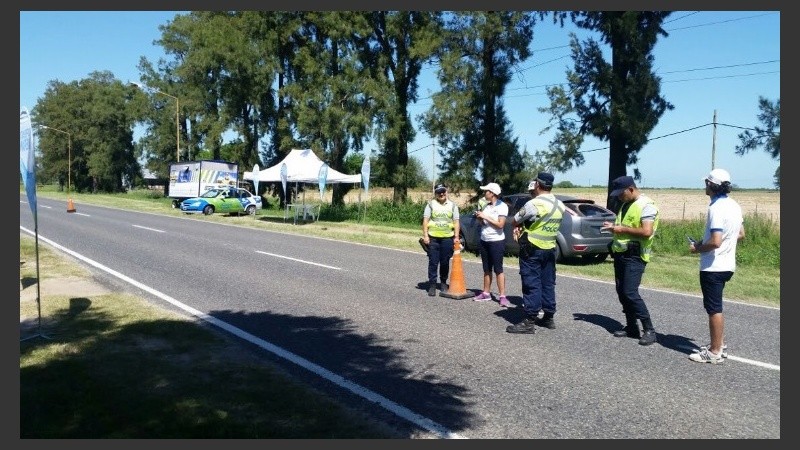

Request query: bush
[
  {"left": 653, "top": 213, "right": 779, "bottom": 269},
  {"left": 318, "top": 199, "right": 427, "bottom": 229}
]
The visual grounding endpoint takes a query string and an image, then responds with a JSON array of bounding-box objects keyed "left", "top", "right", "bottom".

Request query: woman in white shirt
[{"left": 472, "top": 183, "right": 510, "bottom": 307}]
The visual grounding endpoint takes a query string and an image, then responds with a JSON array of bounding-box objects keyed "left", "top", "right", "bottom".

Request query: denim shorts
[{"left": 699, "top": 270, "right": 734, "bottom": 314}]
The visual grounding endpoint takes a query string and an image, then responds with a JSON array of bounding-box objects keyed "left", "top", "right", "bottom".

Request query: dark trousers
[
  {"left": 428, "top": 236, "right": 454, "bottom": 285},
  {"left": 612, "top": 254, "right": 652, "bottom": 325},
  {"left": 519, "top": 247, "right": 557, "bottom": 318}
]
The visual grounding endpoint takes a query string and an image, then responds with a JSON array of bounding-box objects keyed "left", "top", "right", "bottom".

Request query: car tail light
[{"left": 571, "top": 244, "right": 588, "bottom": 252}]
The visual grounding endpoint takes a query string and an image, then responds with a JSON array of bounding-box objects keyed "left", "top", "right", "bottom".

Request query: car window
[
  {"left": 513, "top": 196, "right": 529, "bottom": 212},
  {"left": 575, "top": 203, "right": 613, "bottom": 217}
]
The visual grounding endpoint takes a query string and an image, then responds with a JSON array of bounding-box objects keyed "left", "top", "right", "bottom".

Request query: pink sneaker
[
  {"left": 473, "top": 292, "right": 492, "bottom": 302},
  {"left": 499, "top": 296, "right": 511, "bottom": 308}
]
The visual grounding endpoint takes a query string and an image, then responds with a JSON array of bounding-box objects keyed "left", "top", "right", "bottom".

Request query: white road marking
[
  {"left": 256, "top": 250, "right": 341, "bottom": 270},
  {"left": 132, "top": 224, "right": 166, "bottom": 233}
]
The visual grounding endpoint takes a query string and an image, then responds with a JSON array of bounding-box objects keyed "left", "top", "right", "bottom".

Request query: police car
[{"left": 180, "top": 186, "right": 262, "bottom": 216}]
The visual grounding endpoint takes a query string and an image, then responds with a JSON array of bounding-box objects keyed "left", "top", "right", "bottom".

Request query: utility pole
[
  {"left": 431, "top": 144, "right": 436, "bottom": 191},
  {"left": 711, "top": 110, "right": 717, "bottom": 169}
]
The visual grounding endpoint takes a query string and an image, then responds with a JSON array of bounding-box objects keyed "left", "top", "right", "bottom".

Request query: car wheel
[
  {"left": 171, "top": 199, "right": 180, "bottom": 209},
  {"left": 458, "top": 235, "right": 467, "bottom": 251},
  {"left": 584, "top": 252, "right": 609, "bottom": 263},
  {"left": 246, "top": 205, "right": 256, "bottom": 215},
  {"left": 554, "top": 243, "right": 563, "bottom": 263},
  {"left": 202, "top": 205, "right": 214, "bottom": 215}
]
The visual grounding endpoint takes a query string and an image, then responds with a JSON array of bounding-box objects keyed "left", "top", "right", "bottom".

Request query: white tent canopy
[{"left": 243, "top": 148, "right": 361, "bottom": 184}]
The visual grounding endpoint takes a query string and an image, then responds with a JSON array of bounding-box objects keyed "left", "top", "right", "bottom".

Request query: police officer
[
  {"left": 506, "top": 173, "right": 566, "bottom": 334},
  {"left": 601, "top": 175, "right": 660, "bottom": 346},
  {"left": 422, "top": 184, "right": 461, "bottom": 297}
]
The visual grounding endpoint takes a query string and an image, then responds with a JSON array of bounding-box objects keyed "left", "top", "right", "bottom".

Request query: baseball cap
[
  {"left": 704, "top": 168, "right": 731, "bottom": 185},
  {"left": 479, "top": 182, "right": 501, "bottom": 196},
  {"left": 534, "top": 172, "right": 555, "bottom": 188},
  {"left": 610, "top": 175, "right": 636, "bottom": 197},
  {"left": 434, "top": 183, "right": 447, "bottom": 194}
]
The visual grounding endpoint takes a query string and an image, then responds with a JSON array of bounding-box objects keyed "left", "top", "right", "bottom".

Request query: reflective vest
[
  {"left": 611, "top": 195, "right": 659, "bottom": 262},
  {"left": 521, "top": 194, "right": 565, "bottom": 249},
  {"left": 428, "top": 200, "right": 456, "bottom": 238}
]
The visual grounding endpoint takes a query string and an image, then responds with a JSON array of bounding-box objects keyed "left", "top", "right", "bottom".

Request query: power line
[
  {"left": 658, "top": 60, "right": 779, "bottom": 74},
  {"left": 664, "top": 12, "right": 777, "bottom": 32},
  {"left": 409, "top": 119, "right": 770, "bottom": 158},
  {"left": 662, "top": 70, "right": 779, "bottom": 83},
  {"left": 573, "top": 121, "right": 766, "bottom": 155}
]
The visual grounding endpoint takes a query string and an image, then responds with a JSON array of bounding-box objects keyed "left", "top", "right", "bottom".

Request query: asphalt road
[{"left": 20, "top": 196, "right": 780, "bottom": 439}]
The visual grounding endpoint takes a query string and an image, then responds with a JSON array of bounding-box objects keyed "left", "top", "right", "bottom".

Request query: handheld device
[{"left": 687, "top": 236, "right": 697, "bottom": 245}]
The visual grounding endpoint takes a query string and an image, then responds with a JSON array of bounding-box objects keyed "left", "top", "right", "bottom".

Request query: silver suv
[{"left": 459, "top": 194, "right": 616, "bottom": 263}]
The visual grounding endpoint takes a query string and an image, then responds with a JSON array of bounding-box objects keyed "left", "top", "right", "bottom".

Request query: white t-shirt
[
  {"left": 700, "top": 194, "right": 743, "bottom": 272},
  {"left": 480, "top": 199, "right": 509, "bottom": 242}
]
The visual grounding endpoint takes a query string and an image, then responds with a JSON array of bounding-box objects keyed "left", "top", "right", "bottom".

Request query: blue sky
[{"left": 20, "top": 11, "right": 780, "bottom": 189}]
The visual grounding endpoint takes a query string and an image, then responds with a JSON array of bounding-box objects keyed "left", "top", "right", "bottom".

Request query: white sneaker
[
  {"left": 695, "top": 343, "right": 728, "bottom": 358},
  {"left": 689, "top": 348, "right": 725, "bottom": 364}
]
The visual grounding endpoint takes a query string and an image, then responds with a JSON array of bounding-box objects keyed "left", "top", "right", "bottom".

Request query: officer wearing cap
[
  {"left": 422, "top": 184, "right": 461, "bottom": 296},
  {"left": 601, "top": 175, "right": 660, "bottom": 346},
  {"left": 506, "top": 173, "right": 566, "bottom": 334}
]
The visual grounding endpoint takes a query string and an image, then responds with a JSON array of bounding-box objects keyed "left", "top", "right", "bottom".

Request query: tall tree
[
  {"left": 282, "top": 11, "right": 378, "bottom": 206},
  {"left": 420, "top": 11, "right": 534, "bottom": 195},
  {"left": 735, "top": 96, "right": 780, "bottom": 189},
  {"left": 141, "top": 12, "right": 282, "bottom": 173},
  {"left": 34, "top": 71, "right": 139, "bottom": 193},
  {"left": 539, "top": 11, "right": 673, "bottom": 210},
  {"left": 361, "top": 11, "right": 443, "bottom": 203}
]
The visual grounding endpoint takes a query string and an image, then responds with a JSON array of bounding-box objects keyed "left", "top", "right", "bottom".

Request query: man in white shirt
[{"left": 688, "top": 168, "right": 745, "bottom": 364}]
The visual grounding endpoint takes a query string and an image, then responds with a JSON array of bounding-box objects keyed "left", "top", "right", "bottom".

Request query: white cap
[
  {"left": 704, "top": 168, "right": 731, "bottom": 185},
  {"left": 479, "top": 182, "right": 501, "bottom": 196}
]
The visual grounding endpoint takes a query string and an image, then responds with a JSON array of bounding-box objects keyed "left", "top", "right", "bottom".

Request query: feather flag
[
  {"left": 318, "top": 163, "right": 328, "bottom": 201},
  {"left": 361, "top": 156, "right": 370, "bottom": 195},
  {"left": 20, "top": 107, "right": 37, "bottom": 219}
]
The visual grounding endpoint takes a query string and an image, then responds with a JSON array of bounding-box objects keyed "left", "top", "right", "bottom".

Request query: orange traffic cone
[
  {"left": 440, "top": 238, "right": 473, "bottom": 299},
  {"left": 67, "top": 198, "right": 76, "bottom": 213}
]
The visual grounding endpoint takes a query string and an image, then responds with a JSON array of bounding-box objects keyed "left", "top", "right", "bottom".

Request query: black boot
[
  {"left": 613, "top": 315, "right": 640, "bottom": 338},
  {"left": 639, "top": 318, "right": 657, "bottom": 346},
  {"left": 613, "top": 325, "right": 641, "bottom": 338},
  {"left": 506, "top": 316, "right": 537, "bottom": 334},
  {"left": 535, "top": 312, "right": 556, "bottom": 329}
]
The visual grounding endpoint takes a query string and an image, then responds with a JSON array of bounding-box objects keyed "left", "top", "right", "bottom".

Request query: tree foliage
[
  {"left": 420, "top": 11, "right": 535, "bottom": 197},
  {"left": 735, "top": 96, "right": 780, "bottom": 188},
  {"left": 360, "top": 11, "right": 443, "bottom": 203},
  {"left": 33, "top": 71, "right": 139, "bottom": 193},
  {"left": 30, "top": 11, "right": 702, "bottom": 201},
  {"left": 540, "top": 11, "right": 673, "bottom": 210}
]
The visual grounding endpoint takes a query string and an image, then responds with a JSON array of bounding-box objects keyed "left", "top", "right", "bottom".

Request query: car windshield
[{"left": 200, "top": 189, "right": 223, "bottom": 198}]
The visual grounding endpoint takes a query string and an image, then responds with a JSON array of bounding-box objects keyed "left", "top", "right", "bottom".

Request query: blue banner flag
[
  {"left": 280, "top": 162, "right": 288, "bottom": 199},
  {"left": 318, "top": 163, "right": 328, "bottom": 201},
  {"left": 252, "top": 163, "right": 260, "bottom": 197},
  {"left": 20, "top": 107, "right": 37, "bottom": 219},
  {"left": 361, "top": 156, "right": 371, "bottom": 195}
]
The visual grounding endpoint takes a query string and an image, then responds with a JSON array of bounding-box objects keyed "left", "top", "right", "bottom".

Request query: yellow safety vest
[
  {"left": 611, "top": 195, "right": 659, "bottom": 262},
  {"left": 521, "top": 194, "right": 564, "bottom": 249},
  {"left": 427, "top": 200, "right": 456, "bottom": 238}
]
